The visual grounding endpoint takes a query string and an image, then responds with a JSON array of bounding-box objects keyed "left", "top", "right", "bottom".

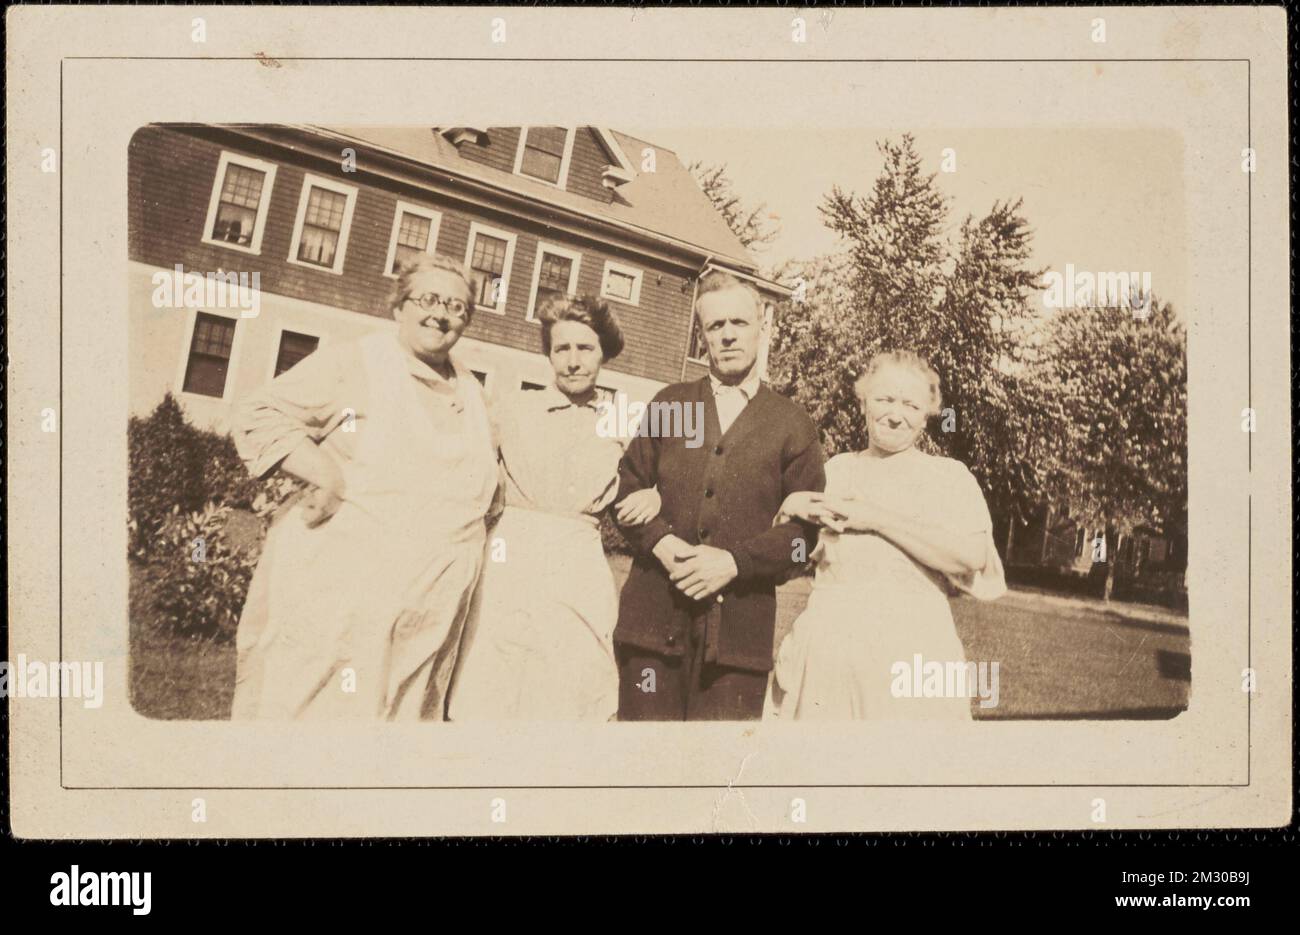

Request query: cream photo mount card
[{"left": 3, "top": 5, "right": 1291, "bottom": 836}]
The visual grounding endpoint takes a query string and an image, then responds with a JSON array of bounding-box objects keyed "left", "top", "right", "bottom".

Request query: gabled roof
[{"left": 318, "top": 126, "right": 758, "bottom": 272}]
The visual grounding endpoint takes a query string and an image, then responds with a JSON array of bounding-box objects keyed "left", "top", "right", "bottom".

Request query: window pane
[
  {"left": 527, "top": 127, "right": 568, "bottom": 156},
  {"left": 538, "top": 253, "right": 573, "bottom": 292},
  {"left": 304, "top": 187, "right": 346, "bottom": 231},
  {"left": 220, "top": 165, "right": 265, "bottom": 209},
  {"left": 393, "top": 242, "right": 424, "bottom": 271},
  {"left": 294, "top": 186, "right": 347, "bottom": 268},
  {"left": 183, "top": 313, "right": 236, "bottom": 398},
  {"left": 535, "top": 285, "right": 566, "bottom": 315},
  {"left": 470, "top": 233, "right": 508, "bottom": 305},
  {"left": 605, "top": 270, "right": 635, "bottom": 301},
  {"left": 211, "top": 164, "right": 266, "bottom": 245},
  {"left": 520, "top": 148, "right": 562, "bottom": 183},
  {"left": 213, "top": 203, "right": 257, "bottom": 245},
  {"left": 274, "top": 331, "right": 320, "bottom": 377},
  {"left": 532, "top": 252, "right": 574, "bottom": 316},
  {"left": 297, "top": 226, "right": 338, "bottom": 267},
  {"left": 519, "top": 128, "right": 567, "bottom": 183},
  {"left": 397, "top": 212, "right": 431, "bottom": 250},
  {"left": 471, "top": 234, "right": 507, "bottom": 275}
]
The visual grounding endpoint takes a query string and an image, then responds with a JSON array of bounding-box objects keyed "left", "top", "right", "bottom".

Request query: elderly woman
[
  {"left": 448, "top": 295, "right": 651, "bottom": 721},
  {"left": 768, "top": 351, "right": 1006, "bottom": 720},
  {"left": 229, "top": 253, "right": 497, "bottom": 719}
]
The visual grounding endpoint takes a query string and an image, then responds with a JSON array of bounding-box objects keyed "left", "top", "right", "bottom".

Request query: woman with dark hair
[{"left": 448, "top": 295, "right": 654, "bottom": 720}]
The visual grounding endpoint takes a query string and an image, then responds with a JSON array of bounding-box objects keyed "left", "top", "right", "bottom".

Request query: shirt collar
[
  {"left": 540, "top": 383, "right": 602, "bottom": 412},
  {"left": 399, "top": 340, "right": 458, "bottom": 386},
  {"left": 709, "top": 368, "right": 762, "bottom": 400}
]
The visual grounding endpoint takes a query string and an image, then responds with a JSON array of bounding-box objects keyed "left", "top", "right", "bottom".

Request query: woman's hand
[
  {"left": 280, "top": 438, "right": 346, "bottom": 528},
  {"left": 615, "top": 487, "right": 661, "bottom": 526},
  {"left": 300, "top": 482, "right": 345, "bottom": 528},
  {"left": 778, "top": 491, "right": 848, "bottom": 531},
  {"left": 819, "top": 494, "right": 883, "bottom": 534}
]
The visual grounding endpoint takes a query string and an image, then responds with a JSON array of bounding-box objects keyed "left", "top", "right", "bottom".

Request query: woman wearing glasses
[
  {"left": 229, "top": 253, "right": 497, "bottom": 719},
  {"left": 448, "top": 295, "right": 656, "bottom": 721}
]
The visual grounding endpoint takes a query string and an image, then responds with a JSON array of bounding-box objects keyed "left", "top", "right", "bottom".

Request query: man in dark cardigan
[{"left": 613, "top": 270, "right": 826, "bottom": 720}]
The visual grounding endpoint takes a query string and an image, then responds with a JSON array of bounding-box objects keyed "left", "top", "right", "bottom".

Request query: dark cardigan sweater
[{"left": 613, "top": 376, "right": 827, "bottom": 672}]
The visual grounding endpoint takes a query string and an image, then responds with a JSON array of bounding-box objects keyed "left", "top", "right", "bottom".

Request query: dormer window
[{"left": 514, "top": 127, "right": 574, "bottom": 188}]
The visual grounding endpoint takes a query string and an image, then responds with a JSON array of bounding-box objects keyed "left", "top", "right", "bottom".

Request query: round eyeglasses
[{"left": 405, "top": 292, "right": 470, "bottom": 320}]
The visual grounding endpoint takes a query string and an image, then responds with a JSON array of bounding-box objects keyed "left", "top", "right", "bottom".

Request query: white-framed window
[
  {"left": 525, "top": 242, "right": 582, "bottom": 322},
  {"left": 287, "top": 173, "right": 359, "bottom": 275},
  {"left": 176, "top": 308, "right": 244, "bottom": 402},
  {"left": 383, "top": 201, "right": 443, "bottom": 277},
  {"left": 201, "top": 151, "right": 278, "bottom": 255},
  {"left": 600, "top": 260, "right": 642, "bottom": 306},
  {"left": 269, "top": 327, "right": 323, "bottom": 380},
  {"left": 513, "top": 127, "right": 575, "bottom": 188},
  {"left": 464, "top": 222, "right": 517, "bottom": 315}
]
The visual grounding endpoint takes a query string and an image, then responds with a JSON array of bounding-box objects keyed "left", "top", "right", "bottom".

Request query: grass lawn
[{"left": 130, "top": 553, "right": 1189, "bottom": 721}]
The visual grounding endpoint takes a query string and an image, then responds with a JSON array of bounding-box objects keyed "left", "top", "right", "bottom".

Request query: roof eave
[{"left": 295, "top": 124, "right": 759, "bottom": 273}]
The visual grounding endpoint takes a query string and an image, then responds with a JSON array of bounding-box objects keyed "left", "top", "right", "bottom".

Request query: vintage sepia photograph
[
  {"left": 126, "top": 123, "right": 1189, "bottom": 726},
  {"left": 5, "top": 6, "right": 1291, "bottom": 849}
]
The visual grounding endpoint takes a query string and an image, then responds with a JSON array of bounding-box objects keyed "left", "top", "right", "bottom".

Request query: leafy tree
[
  {"left": 769, "top": 135, "right": 1053, "bottom": 531},
  {"left": 688, "top": 160, "right": 781, "bottom": 252},
  {"left": 1036, "top": 294, "right": 1188, "bottom": 599}
]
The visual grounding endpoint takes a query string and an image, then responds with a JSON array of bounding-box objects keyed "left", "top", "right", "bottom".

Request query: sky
[{"left": 631, "top": 127, "right": 1187, "bottom": 316}]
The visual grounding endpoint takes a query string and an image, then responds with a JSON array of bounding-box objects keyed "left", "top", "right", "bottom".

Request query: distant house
[
  {"left": 128, "top": 124, "right": 789, "bottom": 431},
  {"left": 1005, "top": 502, "right": 1187, "bottom": 607}
]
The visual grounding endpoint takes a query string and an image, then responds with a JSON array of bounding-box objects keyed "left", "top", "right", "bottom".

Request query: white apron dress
[
  {"left": 768, "top": 448, "right": 1006, "bottom": 721},
  {"left": 230, "top": 332, "right": 497, "bottom": 720},
  {"left": 447, "top": 385, "right": 623, "bottom": 721}
]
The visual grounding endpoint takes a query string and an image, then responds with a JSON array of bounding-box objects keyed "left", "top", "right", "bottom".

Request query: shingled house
[{"left": 128, "top": 124, "right": 789, "bottom": 430}]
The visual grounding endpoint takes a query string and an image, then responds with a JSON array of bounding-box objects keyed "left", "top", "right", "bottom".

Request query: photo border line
[{"left": 60, "top": 54, "right": 1249, "bottom": 793}]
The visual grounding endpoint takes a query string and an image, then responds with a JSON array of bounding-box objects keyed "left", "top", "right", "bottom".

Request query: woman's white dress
[
  {"left": 769, "top": 448, "right": 1006, "bottom": 721},
  {"left": 229, "top": 332, "right": 497, "bottom": 720},
  {"left": 447, "top": 385, "right": 625, "bottom": 721}
]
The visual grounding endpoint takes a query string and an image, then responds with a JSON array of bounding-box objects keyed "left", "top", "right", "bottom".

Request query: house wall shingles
[
  {"left": 564, "top": 128, "right": 616, "bottom": 204},
  {"left": 129, "top": 125, "right": 698, "bottom": 386},
  {"left": 457, "top": 127, "right": 522, "bottom": 174}
]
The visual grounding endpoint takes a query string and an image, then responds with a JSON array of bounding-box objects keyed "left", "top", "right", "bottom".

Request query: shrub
[
  {"left": 129, "top": 395, "right": 301, "bottom": 640},
  {"left": 127, "top": 394, "right": 208, "bottom": 558},
  {"left": 198, "top": 431, "right": 266, "bottom": 511},
  {"left": 148, "top": 502, "right": 259, "bottom": 642}
]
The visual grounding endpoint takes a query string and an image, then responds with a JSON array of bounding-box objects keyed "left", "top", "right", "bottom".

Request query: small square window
[
  {"left": 605, "top": 271, "right": 635, "bottom": 300},
  {"left": 600, "top": 261, "right": 642, "bottom": 306},
  {"left": 183, "top": 313, "right": 237, "bottom": 398}
]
